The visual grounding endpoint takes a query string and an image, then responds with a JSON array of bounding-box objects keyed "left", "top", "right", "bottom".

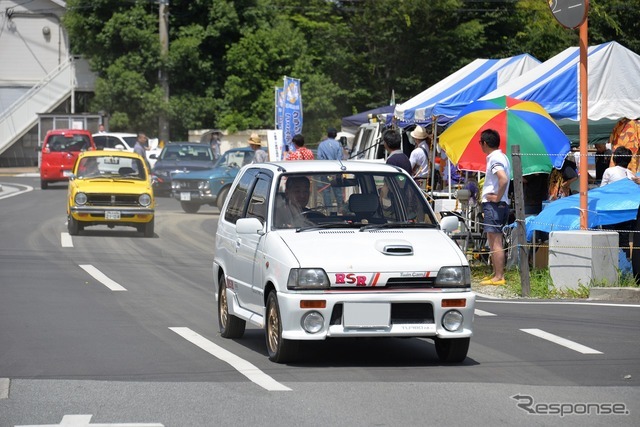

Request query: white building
[{"left": 0, "top": 0, "right": 97, "bottom": 167}]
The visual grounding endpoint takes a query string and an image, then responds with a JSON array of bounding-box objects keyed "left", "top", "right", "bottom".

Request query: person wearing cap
[
  {"left": 317, "top": 127, "right": 345, "bottom": 211},
  {"left": 409, "top": 125, "right": 432, "bottom": 188},
  {"left": 317, "top": 127, "right": 343, "bottom": 161},
  {"left": 248, "top": 133, "right": 269, "bottom": 163}
]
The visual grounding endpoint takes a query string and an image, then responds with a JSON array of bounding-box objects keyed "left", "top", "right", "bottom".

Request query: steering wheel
[{"left": 301, "top": 209, "right": 326, "bottom": 219}]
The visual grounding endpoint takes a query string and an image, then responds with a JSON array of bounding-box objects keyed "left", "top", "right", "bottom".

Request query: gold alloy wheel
[
  {"left": 267, "top": 302, "right": 279, "bottom": 353},
  {"left": 219, "top": 282, "right": 228, "bottom": 329}
]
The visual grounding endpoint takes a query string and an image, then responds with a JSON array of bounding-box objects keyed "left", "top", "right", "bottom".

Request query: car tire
[
  {"left": 218, "top": 276, "right": 246, "bottom": 338},
  {"left": 68, "top": 215, "right": 81, "bottom": 235},
  {"left": 41, "top": 180, "right": 48, "bottom": 190},
  {"left": 265, "top": 291, "right": 299, "bottom": 363},
  {"left": 180, "top": 202, "right": 200, "bottom": 214},
  {"left": 216, "top": 187, "right": 229, "bottom": 211},
  {"left": 143, "top": 218, "right": 154, "bottom": 238},
  {"left": 434, "top": 337, "right": 470, "bottom": 363}
]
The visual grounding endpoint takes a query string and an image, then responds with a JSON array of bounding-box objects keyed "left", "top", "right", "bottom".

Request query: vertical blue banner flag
[
  {"left": 283, "top": 76, "right": 303, "bottom": 152},
  {"left": 275, "top": 87, "right": 284, "bottom": 130}
]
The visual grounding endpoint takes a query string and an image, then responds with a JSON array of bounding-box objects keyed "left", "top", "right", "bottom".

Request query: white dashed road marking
[
  {"left": 79, "top": 264, "right": 127, "bottom": 291},
  {"left": 474, "top": 309, "right": 496, "bottom": 317},
  {"left": 170, "top": 327, "right": 291, "bottom": 392},
  {"left": 16, "top": 413, "right": 163, "bottom": 426},
  {"left": 521, "top": 328, "right": 603, "bottom": 354},
  {"left": 61, "top": 232, "right": 73, "bottom": 248}
]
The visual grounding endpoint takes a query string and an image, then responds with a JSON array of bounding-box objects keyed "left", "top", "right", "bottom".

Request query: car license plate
[
  {"left": 105, "top": 211, "right": 121, "bottom": 220},
  {"left": 343, "top": 302, "right": 390, "bottom": 328},
  {"left": 180, "top": 192, "right": 191, "bottom": 201}
]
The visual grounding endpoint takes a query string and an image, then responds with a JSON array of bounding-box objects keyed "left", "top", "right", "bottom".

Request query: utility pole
[{"left": 159, "top": 0, "right": 170, "bottom": 145}]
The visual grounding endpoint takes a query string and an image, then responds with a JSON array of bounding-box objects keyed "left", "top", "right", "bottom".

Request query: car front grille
[
  {"left": 87, "top": 194, "right": 141, "bottom": 206},
  {"left": 329, "top": 303, "right": 434, "bottom": 325},
  {"left": 385, "top": 277, "right": 437, "bottom": 288},
  {"left": 173, "top": 180, "right": 202, "bottom": 190}
]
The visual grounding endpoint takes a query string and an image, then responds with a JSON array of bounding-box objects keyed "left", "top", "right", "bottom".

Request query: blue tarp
[
  {"left": 394, "top": 54, "right": 540, "bottom": 126},
  {"left": 525, "top": 178, "right": 640, "bottom": 241}
]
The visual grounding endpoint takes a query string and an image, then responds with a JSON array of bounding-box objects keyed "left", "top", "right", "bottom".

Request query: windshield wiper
[
  {"left": 296, "top": 222, "right": 363, "bottom": 232},
  {"left": 359, "top": 222, "right": 438, "bottom": 231}
]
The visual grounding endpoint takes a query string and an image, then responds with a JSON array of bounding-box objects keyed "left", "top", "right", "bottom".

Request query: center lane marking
[
  {"left": 79, "top": 264, "right": 127, "bottom": 291},
  {"left": 170, "top": 327, "right": 291, "bottom": 392},
  {"left": 61, "top": 232, "right": 73, "bottom": 248},
  {"left": 521, "top": 328, "right": 603, "bottom": 354}
]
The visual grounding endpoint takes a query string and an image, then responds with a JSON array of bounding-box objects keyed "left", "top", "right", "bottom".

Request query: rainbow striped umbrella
[{"left": 439, "top": 96, "right": 571, "bottom": 175}]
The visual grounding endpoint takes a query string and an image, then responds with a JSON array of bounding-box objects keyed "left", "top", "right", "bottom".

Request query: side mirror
[
  {"left": 440, "top": 215, "right": 459, "bottom": 233},
  {"left": 236, "top": 217, "right": 265, "bottom": 235}
]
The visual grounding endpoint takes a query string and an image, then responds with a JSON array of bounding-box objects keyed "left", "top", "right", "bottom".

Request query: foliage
[{"left": 63, "top": 0, "right": 640, "bottom": 141}]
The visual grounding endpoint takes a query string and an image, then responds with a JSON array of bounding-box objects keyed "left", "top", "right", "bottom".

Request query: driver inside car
[{"left": 275, "top": 176, "right": 313, "bottom": 228}]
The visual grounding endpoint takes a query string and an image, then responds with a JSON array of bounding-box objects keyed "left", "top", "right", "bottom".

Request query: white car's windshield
[{"left": 273, "top": 172, "right": 437, "bottom": 229}]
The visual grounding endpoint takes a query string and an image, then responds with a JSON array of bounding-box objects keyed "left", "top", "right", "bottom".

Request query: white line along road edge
[
  {"left": 521, "top": 328, "right": 603, "bottom": 354},
  {"left": 79, "top": 264, "right": 127, "bottom": 291},
  {"left": 170, "top": 327, "right": 291, "bottom": 392}
]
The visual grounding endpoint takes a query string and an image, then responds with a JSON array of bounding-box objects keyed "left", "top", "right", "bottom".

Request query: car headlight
[
  {"left": 442, "top": 310, "right": 464, "bottom": 332},
  {"left": 138, "top": 193, "right": 152, "bottom": 207},
  {"left": 301, "top": 311, "right": 324, "bottom": 333},
  {"left": 74, "top": 192, "right": 87, "bottom": 205},
  {"left": 435, "top": 266, "right": 471, "bottom": 288},
  {"left": 287, "top": 268, "right": 330, "bottom": 290},
  {"left": 172, "top": 181, "right": 181, "bottom": 190},
  {"left": 198, "top": 181, "right": 210, "bottom": 190}
]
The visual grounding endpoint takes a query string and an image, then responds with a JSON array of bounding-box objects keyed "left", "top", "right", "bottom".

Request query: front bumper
[
  {"left": 231, "top": 288, "right": 475, "bottom": 341},
  {"left": 172, "top": 189, "right": 216, "bottom": 204},
  {"left": 70, "top": 206, "right": 154, "bottom": 224}
]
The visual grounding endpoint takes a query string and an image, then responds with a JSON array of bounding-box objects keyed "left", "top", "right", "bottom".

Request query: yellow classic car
[{"left": 67, "top": 151, "right": 155, "bottom": 237}]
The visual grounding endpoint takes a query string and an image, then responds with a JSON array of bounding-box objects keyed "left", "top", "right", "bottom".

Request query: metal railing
[{"left": 0, "top": 59, "right": 74, "bottom": 154}]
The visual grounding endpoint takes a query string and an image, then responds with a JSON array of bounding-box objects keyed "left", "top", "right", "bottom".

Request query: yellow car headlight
[
  {"left": 74, "top": 192, "right": 87, "bottom": 205},
  {"left": 139, "top": 193, "right": 152, "bottom": 207}
]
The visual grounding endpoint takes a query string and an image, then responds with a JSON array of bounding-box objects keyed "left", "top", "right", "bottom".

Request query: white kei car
[{"left": 213, "top": 160, "right": 474, "bottom": 363}]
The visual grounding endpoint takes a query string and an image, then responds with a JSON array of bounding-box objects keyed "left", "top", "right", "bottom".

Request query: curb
[{"left": 589, "top": 287, "right": 640, "bottom": 302}]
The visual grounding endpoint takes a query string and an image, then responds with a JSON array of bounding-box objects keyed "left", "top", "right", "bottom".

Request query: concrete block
[{"left": 549, "top": 230, "right": 619, "bottom": 290}]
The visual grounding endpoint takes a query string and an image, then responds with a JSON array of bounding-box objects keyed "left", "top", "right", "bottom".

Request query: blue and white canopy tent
[
  {"left": 393, "top": 54, "right": 541, "bottom": 127},
  {"left": 481, "top": 41, "right": 640, "bottom": 122}
]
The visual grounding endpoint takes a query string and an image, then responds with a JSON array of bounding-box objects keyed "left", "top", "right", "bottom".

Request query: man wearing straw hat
[
  {"left": 409, "top": 125, "right": 432, "bottom": 188},
  {"left": 248, "top": 133, "right": 269, "bottom": 163}
]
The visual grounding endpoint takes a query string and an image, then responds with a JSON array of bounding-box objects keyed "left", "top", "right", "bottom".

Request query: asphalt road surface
[{"left": 1, "top": 175, "right": 639, "bottom": 427}]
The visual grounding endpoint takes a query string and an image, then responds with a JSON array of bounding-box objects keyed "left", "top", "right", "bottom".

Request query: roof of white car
[
  {"left": 92, "top": 132, "right": 137, "bottom": 137},
  {"left": 252, "top": 160, "right": 406, "bottom": 174}
]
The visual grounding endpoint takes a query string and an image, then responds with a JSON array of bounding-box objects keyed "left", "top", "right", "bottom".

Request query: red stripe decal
[{"left": 370, "top": 272, "right": 380, "bottom": 287}]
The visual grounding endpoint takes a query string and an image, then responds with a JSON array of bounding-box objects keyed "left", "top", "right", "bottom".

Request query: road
[{"left": 0, "top": 175, "right": 639, "bottom": 426}]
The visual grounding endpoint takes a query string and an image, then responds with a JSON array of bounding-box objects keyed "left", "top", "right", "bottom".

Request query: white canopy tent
[{"left": 481, "top": 41, "right": 640, "bottom": 121}]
